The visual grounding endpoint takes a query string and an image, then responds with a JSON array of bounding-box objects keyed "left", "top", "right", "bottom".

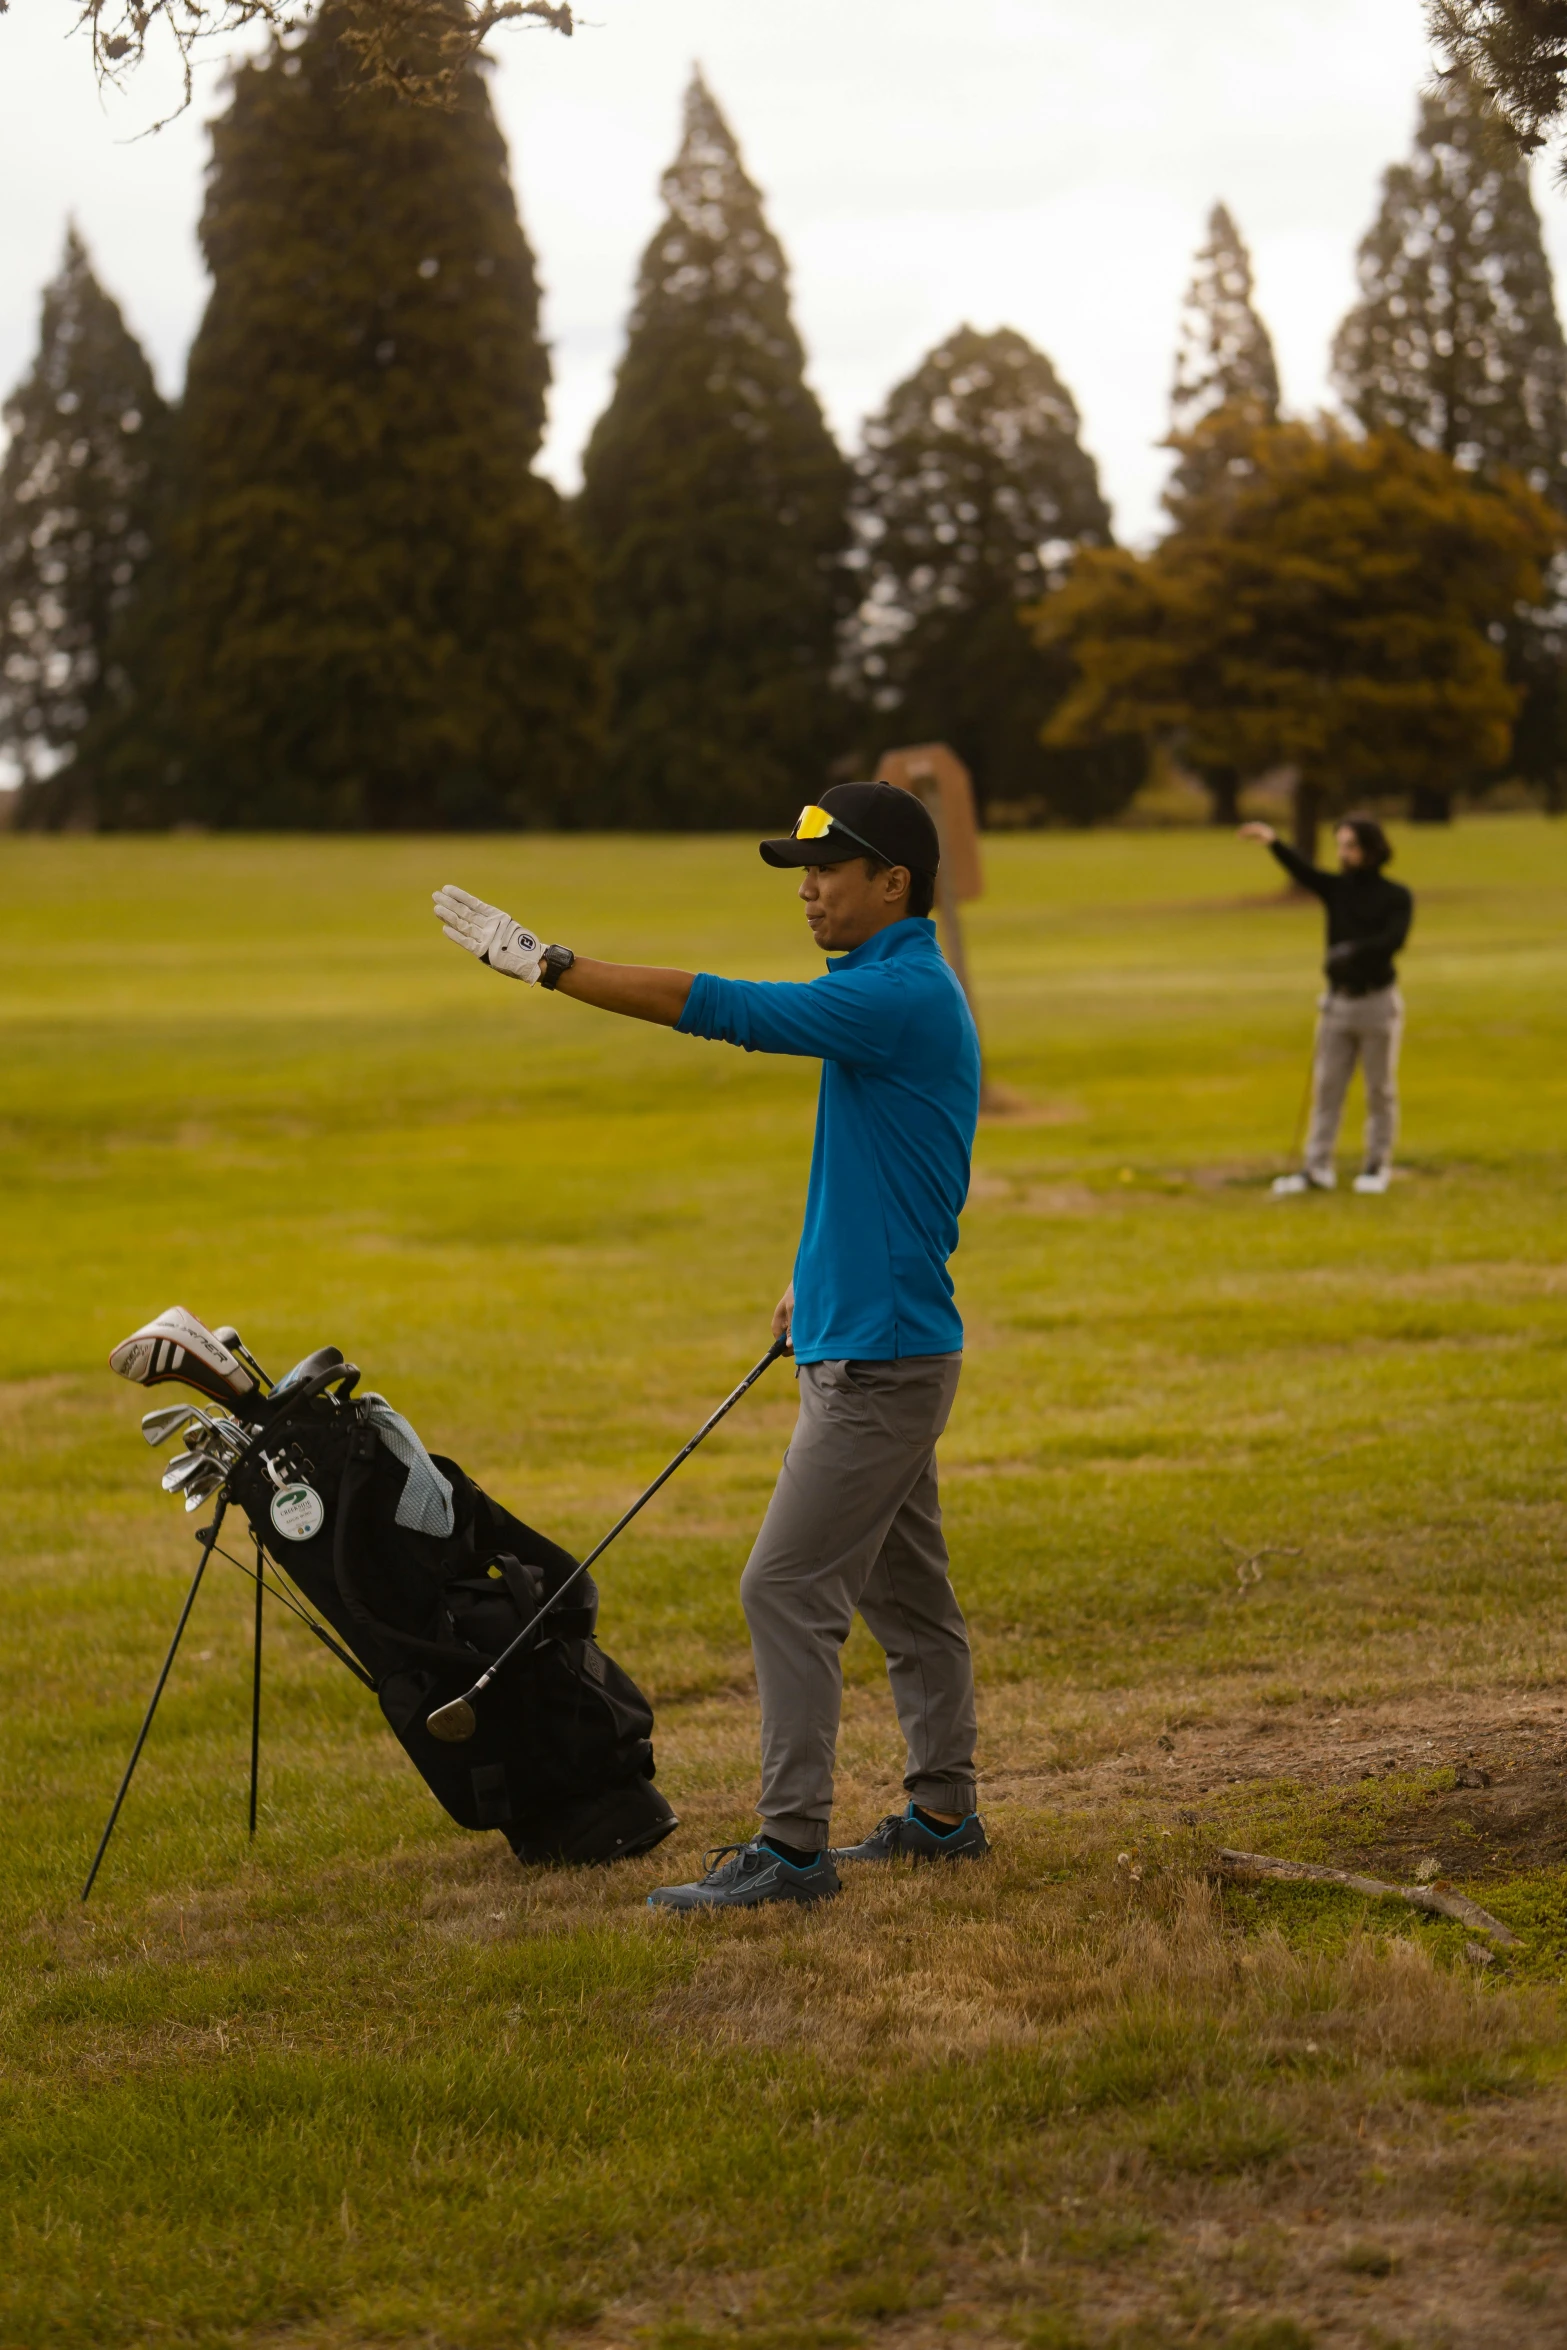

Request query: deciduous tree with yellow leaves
[{"left": 1033, "top": 416, "right": 1561, "bottom": 856}]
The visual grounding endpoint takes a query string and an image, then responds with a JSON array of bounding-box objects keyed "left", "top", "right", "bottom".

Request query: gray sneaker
[
  {"left": 647, "top": 1838, "right": 841, "bottom": 1911},
  {"left": 832, "top": 1806, "right": 990, "bottom": 1863}
]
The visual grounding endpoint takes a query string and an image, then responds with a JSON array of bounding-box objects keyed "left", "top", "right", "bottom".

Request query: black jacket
[{"left": 1269, "top": 840, "right": 1413, "bottom": 995}]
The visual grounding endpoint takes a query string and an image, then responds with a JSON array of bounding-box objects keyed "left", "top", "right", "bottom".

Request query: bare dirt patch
[{"left": 1024, "top": 1685, "right": 1564, "bottom": 1823}]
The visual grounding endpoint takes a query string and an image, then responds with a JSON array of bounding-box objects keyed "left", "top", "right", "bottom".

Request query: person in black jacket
[{"left": 1239, "top": 814, "right": 1414, "bottom": 1195}]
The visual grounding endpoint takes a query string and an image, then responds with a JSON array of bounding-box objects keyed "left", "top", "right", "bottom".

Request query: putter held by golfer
[{"left": 425, "top": 1331, "right": 791, "bottom": 1743}]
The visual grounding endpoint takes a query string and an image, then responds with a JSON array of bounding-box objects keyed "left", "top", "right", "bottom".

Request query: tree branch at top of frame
[
  {"left": 35, "top": 0, "right": 574, "bottom": 125},
  {"left": 1427, "top": 1, "right": 1567, "bottom": 171}
]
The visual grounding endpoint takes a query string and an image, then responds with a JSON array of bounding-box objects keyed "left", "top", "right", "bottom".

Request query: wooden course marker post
[{"left": 876, "top": 742, "right": 1001, "bottom": 1110}]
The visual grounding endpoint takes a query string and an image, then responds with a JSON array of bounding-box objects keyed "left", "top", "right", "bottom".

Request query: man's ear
[{"left": 885, "top": 863, "right": 911, "bottom": 904}]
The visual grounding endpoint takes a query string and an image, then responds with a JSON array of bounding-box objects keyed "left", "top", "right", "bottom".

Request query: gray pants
[
  {"left": 1305, "top": 985, "right": 1403, "bottom": 1179},
  {"left": 739, "top": 1353, "right": 976, "bottom": 1851}
]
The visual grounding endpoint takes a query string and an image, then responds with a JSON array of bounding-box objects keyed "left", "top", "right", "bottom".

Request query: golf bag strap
[
  {"left": 332, "top": 1421, "right": 478, "bottom": 1668},
  {"left": 492, "top": 1553, "right": 545, "bottom": 1618}
]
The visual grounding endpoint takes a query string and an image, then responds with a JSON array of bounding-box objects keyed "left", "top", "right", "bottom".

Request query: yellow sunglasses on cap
[{"left": 792, "top": 803, "right": 882, "bottom": 858}]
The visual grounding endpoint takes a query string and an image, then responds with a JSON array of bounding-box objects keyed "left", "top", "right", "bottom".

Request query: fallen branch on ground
[
  {"left": 1214, "top": 1530, "right": 1302, "bottom": 1595},
  {"left": 1214, "top": 1847, "right": 1521, "bottom": 1947}
]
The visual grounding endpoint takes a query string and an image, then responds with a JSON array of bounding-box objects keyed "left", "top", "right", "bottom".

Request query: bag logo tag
[{"left": 270, "top": 1482, "right": 325, "bottom": 1543}]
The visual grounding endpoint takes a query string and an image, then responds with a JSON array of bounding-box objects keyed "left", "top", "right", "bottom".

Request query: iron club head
[
  {"left": 142, "top": 1404, "right": 200, "bottom": 1447},
  {"left": 425, "top": 1696, "right": 478, "bottom": 1743},
  {"left": 162, "top": 1452, "right": 218, "bottom": 1494}
]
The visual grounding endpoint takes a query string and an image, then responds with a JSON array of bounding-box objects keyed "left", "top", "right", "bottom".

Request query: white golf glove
[{"left": 433, "top": 884, "right": 545, "bottom": 984}]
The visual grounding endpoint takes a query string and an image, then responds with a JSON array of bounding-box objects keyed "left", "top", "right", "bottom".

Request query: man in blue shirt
[{"left": 433, "top": 782, "right": 987, "bottom": 1910}]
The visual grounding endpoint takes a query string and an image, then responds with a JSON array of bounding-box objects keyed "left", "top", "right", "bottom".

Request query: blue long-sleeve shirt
[{"left": 675, "top": 916, "right": 981, "bottom": 1363}]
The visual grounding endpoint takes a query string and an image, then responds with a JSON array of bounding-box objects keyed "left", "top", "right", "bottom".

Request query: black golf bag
[{"left": 227, "top": 1369, "right": 678, "bottom": 1865}]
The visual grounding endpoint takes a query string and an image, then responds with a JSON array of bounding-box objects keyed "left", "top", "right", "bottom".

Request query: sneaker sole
[
  {"left": 832, "top": 1842, "right": 990, "bottom": 1864},
  {"left": 648, "top": 1884, "right": 840, "bottom": 1911}
]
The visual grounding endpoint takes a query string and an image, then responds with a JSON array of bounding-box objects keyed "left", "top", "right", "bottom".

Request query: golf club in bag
[{"left": 87, "top": 1308, "right": 789, "bottom": 1896}]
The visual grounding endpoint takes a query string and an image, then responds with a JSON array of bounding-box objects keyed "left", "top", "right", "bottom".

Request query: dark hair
[
  {"left": 1338, "top": 813, "right": 1392, "bottom": 870},
  {"left": 863, "top": 855, "right": 936, "bottom": 918}
]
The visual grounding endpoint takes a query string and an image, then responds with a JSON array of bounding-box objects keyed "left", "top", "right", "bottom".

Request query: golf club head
[
  {"left": 212, "top": 1327, "right": 274, "bottom": 1392},
  {"left": 425, "top": 1695, "right": 478, "bottom": 1744},
  {"left": 142, "top": 1404, "right": 201, "bottom": 1447},
  {"left": 162, "top": 1451, "right": 219, "bottom": 1494},
  {"left": 111, "top": 1308, "right": 256, "bottom": 1405},
  {"left": 183, "top": 1467, "right": 224, "bottom": 1512},
  {"left": 145, "top": 1405, "right": 242, "bottom": 1461}
]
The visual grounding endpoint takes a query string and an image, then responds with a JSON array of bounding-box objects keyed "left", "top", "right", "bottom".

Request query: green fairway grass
[{"left": 2, "top": 818, "right": 1565, "bottom": 2347}]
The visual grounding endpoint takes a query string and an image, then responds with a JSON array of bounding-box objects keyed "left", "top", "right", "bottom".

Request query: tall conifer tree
[
  {"left": 0, "top": 229, "right": 168, "bottom": 824},
  {"left": 1170, "top": 203, "right": 1280, "bottom": 434},
  {"left": 848, "top": 325, "right": 1139, "bottom": 825},
  {"left": 1167, "top": 204, "right": 1279, "bottom": 494},
  {"left": 1334, "top": 73, "right": 1567, "bottom": 492},
  {"left": 111, "top": 0, "right": 599, "bottom": 830},
  {"left": 1164, "top": 204, "right": 1282, "bottom": 818},
  {"left": 577, "top": 72, "right": 850, "bottom": 828},
  {"left": 1335, "top": 69, "right": 1567, "bottom": 813}
]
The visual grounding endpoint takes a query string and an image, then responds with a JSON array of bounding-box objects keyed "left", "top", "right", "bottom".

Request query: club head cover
[{"left": 110, "top": 1307, "right": 256, "bottom": 1403}]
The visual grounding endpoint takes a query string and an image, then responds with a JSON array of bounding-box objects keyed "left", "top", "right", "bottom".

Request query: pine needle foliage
[
  {"left": 1427, "top": 2, "right": 1567, "bottom": 171},
  {"left": 1333, "top": 72, "right": 1567, "bottom": 497},
  {"left": 0, "top": 229, "right": 168, "bottom": 822},
  {"left": 577, "top": 72, "right": 851, "bottom": 829},
  {"left": 848, "top": 325, "right": 1140, "bottom": 826},
  {"left": 1036, "top": 418, "right": 1560, "bottom": 854},
  {"left": 103, "top": 2, "right": 600, "bottom": 831}
]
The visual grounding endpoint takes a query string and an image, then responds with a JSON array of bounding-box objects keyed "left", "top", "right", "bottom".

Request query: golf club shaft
[
  {"left": 1288, "top": 1022, "right": 1318, "bottom": 1160},
  {"left": 447, "top": 1332, "right": 789, "bottom": 1716},
  {"left": 82, "top": 1498, "right": 229, "bottom": 1901}
]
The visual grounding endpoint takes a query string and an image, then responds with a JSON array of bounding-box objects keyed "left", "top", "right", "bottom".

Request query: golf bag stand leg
[
  {"left": 249, "top": 1529, "right": 263, "bottom": 1838},
  {"left": 81, "top": 1497, "right": 230, "bottom": 1901}
]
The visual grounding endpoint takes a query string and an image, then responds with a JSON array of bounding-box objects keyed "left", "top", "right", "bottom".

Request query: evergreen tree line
[{"left": 4, "top": 30, "right": 1566, "bottom": 832}]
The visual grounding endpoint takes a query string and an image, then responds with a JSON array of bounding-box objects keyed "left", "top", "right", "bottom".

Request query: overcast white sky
[{"left": 7, "top": 0, "right": 1567, "bottom": 543}]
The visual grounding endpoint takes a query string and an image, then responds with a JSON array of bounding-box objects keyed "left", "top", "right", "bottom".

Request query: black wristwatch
[{"left": 538, "top": 943, "right": 576, "bottom": 991}]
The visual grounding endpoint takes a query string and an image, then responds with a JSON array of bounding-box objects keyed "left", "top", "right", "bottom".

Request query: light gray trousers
[
  {"left": 739, "top": 1353, "right": 976, "bottom": 1851},
  {"left": 1305, "top": 985, "right": 1403, "bottom": 1179}
]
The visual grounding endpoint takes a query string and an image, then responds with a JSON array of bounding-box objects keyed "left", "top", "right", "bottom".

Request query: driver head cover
[{"left": 110, "top": 1307, "right": 256, "bottom": 1402}]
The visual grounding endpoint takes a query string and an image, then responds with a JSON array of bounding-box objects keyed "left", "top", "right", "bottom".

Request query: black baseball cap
[{"left": 759, "top": 781, "right": 940, "bottom": 875}]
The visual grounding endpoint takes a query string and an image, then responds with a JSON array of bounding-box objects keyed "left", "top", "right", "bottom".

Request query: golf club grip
[{"left": 448, "top": 1332, "right": 789, "bottom": 1712}]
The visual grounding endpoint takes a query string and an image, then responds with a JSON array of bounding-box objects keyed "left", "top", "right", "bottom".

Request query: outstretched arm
[
  {"left": 554, "top": 957, "right": 693, "bottom": 1026},
  {"left": 1238, "top": 822, "right": 1330, "bottom": 901},
  {"left": 434, "top": 884, "right": 692, "bottom": 1026}
]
